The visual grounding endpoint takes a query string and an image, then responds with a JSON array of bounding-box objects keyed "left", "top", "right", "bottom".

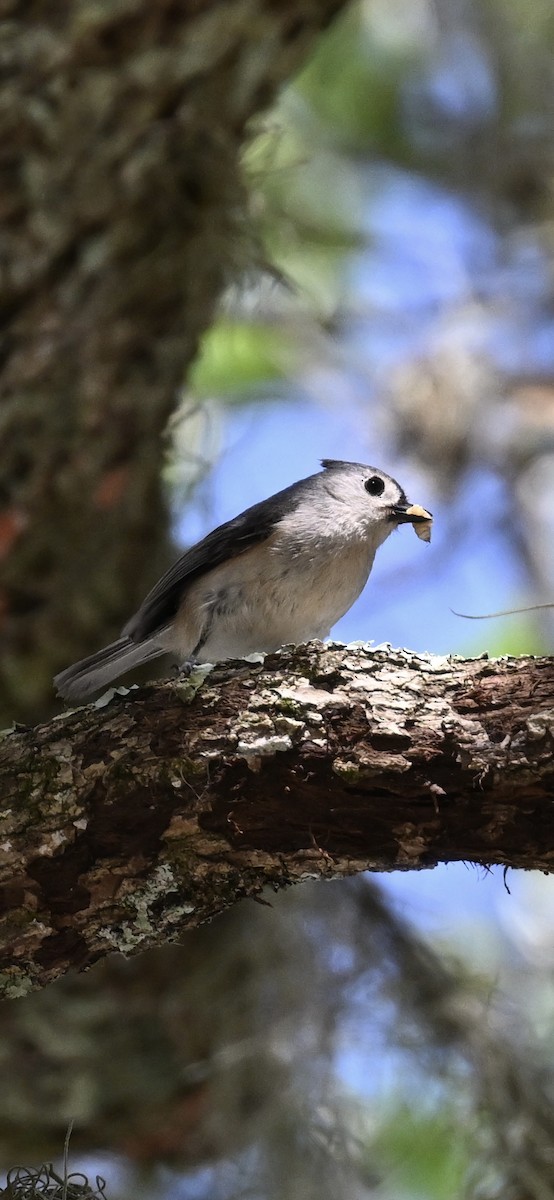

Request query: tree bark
[
  {"left": 0, "top": 0, "right": 347, "bottom": 727},
  {"left": 1, "top": 641, "right": 552, "bottom": 998}
]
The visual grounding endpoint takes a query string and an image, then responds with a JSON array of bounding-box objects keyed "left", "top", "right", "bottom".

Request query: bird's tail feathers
[{"left": 54, "top": 636, "right": 167, "bottom": 703}]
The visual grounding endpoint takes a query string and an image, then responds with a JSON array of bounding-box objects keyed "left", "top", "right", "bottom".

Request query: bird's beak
[
  {"left": 391, "top": 503, "right": 433, "bottom": 525},
  {"left": 391, "top": 503, "right": 433, "bottom": 542}
]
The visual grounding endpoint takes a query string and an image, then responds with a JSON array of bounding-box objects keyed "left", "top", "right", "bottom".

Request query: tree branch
[{"left": 1, "top": 642, "right": 552, "bottom": 997}]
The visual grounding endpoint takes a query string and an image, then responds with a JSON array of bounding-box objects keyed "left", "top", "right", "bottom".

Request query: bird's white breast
[{"left": 172, "top": 521, "right": 378, "bottom": 662}]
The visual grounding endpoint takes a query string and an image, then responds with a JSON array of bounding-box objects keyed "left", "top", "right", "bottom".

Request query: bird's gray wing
[{"left": 123, "top": 477, "right": 313, "bottom": 643}]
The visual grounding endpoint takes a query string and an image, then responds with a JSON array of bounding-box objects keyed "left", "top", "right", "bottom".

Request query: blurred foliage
[
  {"left": 297, "top": 7, "right": 412, "bottom": 156},
  {"left": 462, "top": 613, "right": 547, "bottom": 658},
  {"left": 189, "top": 321, "right": 289, "bottom": 399},
  {"left": 371, "top": 1102, "right": 471, "bottom": 1199}
]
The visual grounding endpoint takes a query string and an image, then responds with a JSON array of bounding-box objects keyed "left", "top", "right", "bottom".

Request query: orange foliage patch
[
  {"left": 0, "top": 508, "right": 28, "bottom": 561},
  {"left": 92, "top": 466, "right": 130, "bottom": 509}
]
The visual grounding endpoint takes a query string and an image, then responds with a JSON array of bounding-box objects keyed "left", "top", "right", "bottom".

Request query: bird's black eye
[{"left": 364, "top": 475, "right": 385, "bottom": 496}]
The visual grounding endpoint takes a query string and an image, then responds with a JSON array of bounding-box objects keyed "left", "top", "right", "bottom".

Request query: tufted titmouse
[{"left": 54, "top": 459, "right": 432, "bottom": 702}]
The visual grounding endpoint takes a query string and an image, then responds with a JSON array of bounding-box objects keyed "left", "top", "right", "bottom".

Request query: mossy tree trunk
[{"left": 0, "top": 0, "right": 346, "bottom": 726}]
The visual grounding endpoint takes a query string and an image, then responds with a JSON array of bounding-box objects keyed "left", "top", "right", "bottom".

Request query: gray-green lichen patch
[
  {"left": 526, "top": 709, "right": 554, "bottom": 740},
  {"left": 173, "top": 662, "right": 215, "bottom": 703},
  {"left": 0, "top": 969, "right": 40, "bottom": 1000},
  {"left": 236, "top": 734, "right": 294, "bottom": 766},
  {"left": 99, "top": 862, "right": 196, "bottom": 953}
]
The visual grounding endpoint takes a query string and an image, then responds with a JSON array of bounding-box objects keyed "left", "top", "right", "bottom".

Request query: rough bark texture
[
  {"left": 0, "top": 0, "right": 346, "bottom": 727},
  {"left": 1, "top": 641, "right": 552, "bottom": 998}
]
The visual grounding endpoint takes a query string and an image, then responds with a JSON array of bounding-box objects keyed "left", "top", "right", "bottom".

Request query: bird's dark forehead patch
[{"left": 321, "top": 458, "right": 374, "bottom": 472}]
